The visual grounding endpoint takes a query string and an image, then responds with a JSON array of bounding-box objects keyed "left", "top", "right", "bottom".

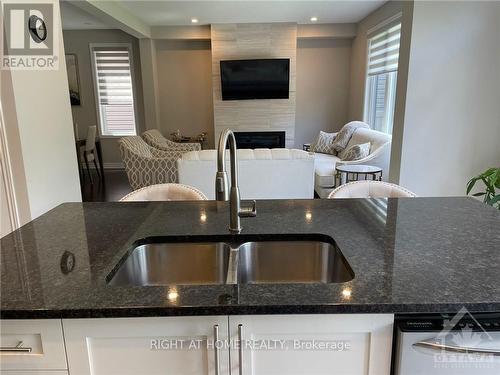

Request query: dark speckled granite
[{"left": 1, "top": 197, "right": 499, "bottom": 318}]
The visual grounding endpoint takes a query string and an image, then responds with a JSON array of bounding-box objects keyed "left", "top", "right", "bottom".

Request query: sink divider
[{"left": 226, "top": 247, "right": 239, "bottom": 285}]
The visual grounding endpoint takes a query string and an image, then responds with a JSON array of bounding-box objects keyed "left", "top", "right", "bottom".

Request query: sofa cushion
[
  {"left": 314, "top": 152, "right": 341, "bottom": 188},
  {"left": 345, "top": 128, "right": 390, "bottom": 152},
  {"left": 311, "top": 131, "right": 337, "bottom": 155},
  {"left": 340, "top": 142, "right": 371, "bottom": 161},
  {"left": 332, "top": 121, "right": 370, "bottom": 152},
  {"left": 178, "top": 148, "right": 314, "bottom": 199}
]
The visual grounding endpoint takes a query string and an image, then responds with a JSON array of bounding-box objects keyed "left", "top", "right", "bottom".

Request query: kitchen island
[{"left": 1, "top": 197, "right": 499, "bottom": 374}]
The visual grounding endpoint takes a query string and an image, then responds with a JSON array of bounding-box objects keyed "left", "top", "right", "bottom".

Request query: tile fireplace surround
[{"left": 211, "top": 23, "right": 297, "bottom": 148}]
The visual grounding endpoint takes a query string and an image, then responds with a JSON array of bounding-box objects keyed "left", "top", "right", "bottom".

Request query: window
[
  {"left": 90, "top": 44, "right": 137, "bottom": 136},
  {"left": 364, "top": 22, "right": 401, "bottom": 134}
]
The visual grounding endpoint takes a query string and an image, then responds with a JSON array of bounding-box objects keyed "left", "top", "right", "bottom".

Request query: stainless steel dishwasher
[{"left": 394, "top": 313, "right": 500, "bottom": 375}]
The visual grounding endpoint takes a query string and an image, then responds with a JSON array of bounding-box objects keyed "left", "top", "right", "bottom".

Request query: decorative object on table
[
  {"left": 466, "top": 167, "right": 500, "bottom": 209},
  {"left": 65, "top": 54, "right": 81, "bottom": 106},
  {"left": 119, "top": 183, "right": 207, "bottom": 201},
  {"left": 118, "top": 136, "right": 184, "bottom": 190},
  {"left": 328, "top": 180, "right": 417, "bottom": 199},
  {"left": 170, "top": 130, "right": 207, "bottom": 149},
  {"left": 331, "top": 121, "right": 370, "bottom": 152},
  {"left": 340, "top": 142, "right": 371, "bottom": 161},
  {"left": 310, "top": 131, "right": 337, "bottom": 154},
  {"left": 335, "top": 164, "right": 382, "bottom": 186},
  {"left": 196, "top": 132, "right": 208, "bottom": 144},
  {"left": 143, "top": 129, "right": 201, "bottom": 152}
]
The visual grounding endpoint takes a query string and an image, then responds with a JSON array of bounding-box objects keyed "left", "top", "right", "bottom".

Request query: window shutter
[
  {"left": 92, "top": 45, "right": 136, "bottom": 136},
  {"left": 367, "top": 22, "right": 401, "bottom": 76}
]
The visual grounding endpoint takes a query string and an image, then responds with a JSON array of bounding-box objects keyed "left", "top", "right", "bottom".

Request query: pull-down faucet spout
[{"left": 215, "top": 129, "right": 256, "bottom": 233}]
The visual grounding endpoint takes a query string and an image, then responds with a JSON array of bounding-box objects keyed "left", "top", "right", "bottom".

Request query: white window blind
[
  {"left": 367, "top": 22, "right": 401, "bottom": 76},
  {"left": 364, "top": 20, "right": 401, "bottom": 134},
  {"left": 91, "top": 45, "right": 137, "bottom": 136}
]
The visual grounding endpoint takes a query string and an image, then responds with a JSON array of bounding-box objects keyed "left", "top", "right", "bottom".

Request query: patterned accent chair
[
  {"left": 118, "top": 136, "right": 184, "bottom": 190},
  {"left": 142, "top": 129, "right": 201, "bottom": 152}
]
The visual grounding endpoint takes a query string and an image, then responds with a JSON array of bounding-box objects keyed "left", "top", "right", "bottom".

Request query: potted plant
[{"left": 466, "top": 167, "right": 500, "bottom": 209}]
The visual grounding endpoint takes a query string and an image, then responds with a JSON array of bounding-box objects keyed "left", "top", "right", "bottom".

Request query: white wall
[
  {"left": 398, "top": 1, "right": 500, "bottom": 196},
  {"left": 1, "top": 0, "right": 81, "bottom": 225}
]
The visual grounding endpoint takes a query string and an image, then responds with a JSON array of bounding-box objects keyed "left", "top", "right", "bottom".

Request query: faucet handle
[{"left": 239, "top": 200, "right": 257, "bottom": 218}]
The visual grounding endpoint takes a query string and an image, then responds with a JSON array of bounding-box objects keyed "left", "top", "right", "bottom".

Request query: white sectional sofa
[
  {"left": 178, "top": 148, "right": 314, "bottom": 200},
  {"left": 314, "top": 128, "right": 392, "bottom": 198}
]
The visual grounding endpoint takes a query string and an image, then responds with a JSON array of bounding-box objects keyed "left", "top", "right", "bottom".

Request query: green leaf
[
  {"left": 472, "top": 192, "right": 486, "bottom": 197},
  {"left": 466, "top": 178, "right": 479, "bottom": 194},
  {"left": 488, "top": 194, "right": 500, "bottom": 206}
]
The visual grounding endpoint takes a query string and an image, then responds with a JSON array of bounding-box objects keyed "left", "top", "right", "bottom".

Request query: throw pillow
[
  {"left": 332, "top": 121, "right": 370, "bottom": 152},
  {"left": 341, "top": 142, "right": 371, "bottom": 161},
  {"left": 310, "top": 131, "right": 337, "bottom": 155}
]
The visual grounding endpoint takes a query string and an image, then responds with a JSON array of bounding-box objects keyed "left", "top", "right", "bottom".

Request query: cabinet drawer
[{"left": 0, "top": 319, "right": 67, "bottom": 371}]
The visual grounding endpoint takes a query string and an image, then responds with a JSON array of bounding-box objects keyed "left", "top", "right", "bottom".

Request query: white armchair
[
  {"left": 118, "top": 136, "right": 184, "bottom": 190},
  {"left": 328, "top": 181, "right": 416, "bottom": 198},
  {"left": 143, "top": 129, "right": 201, "bottom": 152},
  {"left": 314, "top": 128, "right": 392, "bottom": 198}
]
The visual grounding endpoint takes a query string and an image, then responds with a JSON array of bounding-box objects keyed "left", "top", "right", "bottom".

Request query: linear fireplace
[{"left": 234, "top": 131, "right": 286, "bottom": 149}]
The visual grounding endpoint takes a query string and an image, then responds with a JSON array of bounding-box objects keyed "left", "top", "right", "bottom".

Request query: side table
[{"left": 335, "top": 164, "right": 382, "bottom": 186}]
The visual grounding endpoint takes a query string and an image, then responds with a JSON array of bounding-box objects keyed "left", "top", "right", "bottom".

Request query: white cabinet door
[
  {"left": 0, "top": 319, "right": 67, "bottom": 371},
  {"left": 63, "top": 316, "right": 229, "bottom": 375},
  {"left": 229, "top": 314, "right": 394, "bottom": 375}
]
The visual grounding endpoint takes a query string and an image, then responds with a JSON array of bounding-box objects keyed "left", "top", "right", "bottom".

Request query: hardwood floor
[{"left": 81, "top": 169, "right": 132, "bottom": 202}]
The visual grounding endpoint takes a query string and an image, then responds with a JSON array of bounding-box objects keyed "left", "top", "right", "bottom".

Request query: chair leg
[
  {"left": 92, "top": 153, "right": 101, "bottom": 179},
  {"left": 84, "top": 153, "right": 93, "bottom": 185}
]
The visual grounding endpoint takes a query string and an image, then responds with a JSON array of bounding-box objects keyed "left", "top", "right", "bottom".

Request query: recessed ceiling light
[
  {"left": 191, "top": 18, "right": 199, "bottom": 24},
  {"left": 310, "top": 17, "right": 318, "bottom": 22}
]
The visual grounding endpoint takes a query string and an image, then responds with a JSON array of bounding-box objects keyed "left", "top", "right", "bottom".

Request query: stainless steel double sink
[{"left": 107, "top": 235, "right": 354, "bottom": 286}]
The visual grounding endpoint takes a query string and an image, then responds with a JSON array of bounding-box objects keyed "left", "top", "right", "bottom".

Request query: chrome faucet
[{"left": 215, "top": 129, "right": 256, "bottom": 233}]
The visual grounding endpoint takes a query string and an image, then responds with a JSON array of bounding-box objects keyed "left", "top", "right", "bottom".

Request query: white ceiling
[
  {"left": 61, "top": 1, "right": 112, "bottom": 29},
  {"left": 120, "top": 1, "right": 386, "bottom": 26},
  {"left": 61, "top": 1, "right": 386, "bottom": 30}
]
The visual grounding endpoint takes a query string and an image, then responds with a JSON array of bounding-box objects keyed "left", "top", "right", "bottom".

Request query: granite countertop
[{"left": 1, "top": 197, "right": 500, "bottom": 319}]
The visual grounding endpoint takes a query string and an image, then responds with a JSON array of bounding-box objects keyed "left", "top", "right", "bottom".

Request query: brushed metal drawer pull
[
  {"left": 414, "top": 340, "right": 500, "bottom": 356},
  {"left": 238, "top": 324, "right": 244, "bottom": 375},
  {"left": 214, "top": 324, "right": 220, "bottom": 375},
  {"left": 0, "top": 341, "right": 32, "bottom": 353}
]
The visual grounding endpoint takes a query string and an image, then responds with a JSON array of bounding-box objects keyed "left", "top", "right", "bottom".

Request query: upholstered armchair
[
  {"left": 118, "top": 136, "right": 184, "bottom": 190},
  {"left": 142, "top": 129, "right": 201, "bottom": 152}
]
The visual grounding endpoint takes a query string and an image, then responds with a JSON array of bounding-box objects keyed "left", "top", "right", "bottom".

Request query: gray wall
[
  {"left": 397, "top": 0, "right": 500, "bottom": 196},
  {"left": 154, "top": 40, "right": 215, "bottom": 147},
  {"left": 295, "top": 38, "right": 352, "bottom": 147},
  {"left": 63, "top": 29, "right": 146, "bottom": 166}
]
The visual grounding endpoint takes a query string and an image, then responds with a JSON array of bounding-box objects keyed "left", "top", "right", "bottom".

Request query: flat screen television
[{"left": 220, "top": 59, "right": 290, "bottom": 100}]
